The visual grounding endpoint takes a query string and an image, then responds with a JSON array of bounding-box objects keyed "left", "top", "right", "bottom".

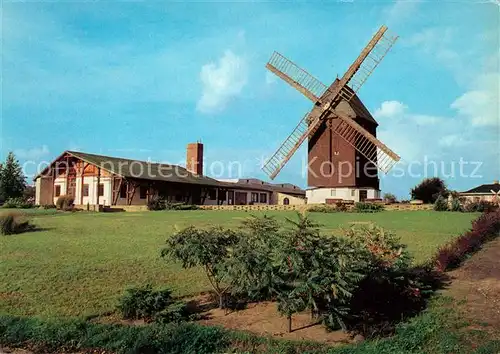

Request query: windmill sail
[
  {"left": 262, "top": 25, "right": 399, "bottom": 180},
  {"left": 266, "top": 52, "right": 328, "bottom": 102},
  {"left": 262, "top": 111, "right": 323, "bottom": 180},
  {"left": 333, "top": 113, "right": 400, "bottom": 173}
]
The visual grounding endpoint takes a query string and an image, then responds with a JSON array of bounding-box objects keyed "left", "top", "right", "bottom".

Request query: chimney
[{"left": 186, "top": 142, "right": 203, "bottom": 175}]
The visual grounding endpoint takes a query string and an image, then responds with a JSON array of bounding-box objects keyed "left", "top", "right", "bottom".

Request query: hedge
[{"left": 432, "top": 210, "right": 500, "bottom": 271}]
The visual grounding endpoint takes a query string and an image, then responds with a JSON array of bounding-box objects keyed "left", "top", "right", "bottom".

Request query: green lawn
[{"left": 0, "top": 210, "right": 478, "bottom": 319}]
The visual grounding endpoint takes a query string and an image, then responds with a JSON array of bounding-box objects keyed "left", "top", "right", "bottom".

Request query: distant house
[
  {"left": 33, "top": 143, "right": 305, "bottom": 207},
  {"left": 459, "top": 180, "right": 500, "bottom": 203}
]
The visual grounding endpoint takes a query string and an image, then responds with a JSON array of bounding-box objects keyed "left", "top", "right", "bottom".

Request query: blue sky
[{"left": 2, "top": 1, "right": 499, "bottom": 198}]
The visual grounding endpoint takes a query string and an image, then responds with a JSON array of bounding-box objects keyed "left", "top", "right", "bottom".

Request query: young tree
[
  {"left": 224, "top": 215, "right": 284, "bottom": 300},
  {"left": 161, "top": 226, "right": 239, "bottom": 308},
  {"left": 276, "top": 213, "right": 365, "bottom": 332},
  {"left": 410, "top": 177, "right": 447, "bottom": 204},
  {"left": 0, "top": 152, "right": 26, "bottom": 201}
]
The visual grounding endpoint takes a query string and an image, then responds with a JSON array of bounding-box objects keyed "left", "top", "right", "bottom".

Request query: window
[
  {"left": 259, "top": 193, "right": 267, "bottom": 203},
  {"left": 140, "top": 186, "right": 148, "bottom": 199},
  {"left": 208, "top": 189, "right": 217, "bottom": 200},
  {"left": 251, "top": 192, "right": 259, "bottom": 203},
  {"left": 55, "top": 185, "right": 61, "bottom": 197},
  {"left": 331, "top": 189, "right": 336, "bottom": 196},
  {"left": 351, "top": 190, "right": 355, "bottom": 197},
  {"left": 120, "top": 183, "right": 127, "bottom": 198},
  {"left": 83, "top": 184, "right": 89, "bottom": 197},
  {"left": 283, "top": 197, "right": 290, "bottom": 205},
  {"left": 98, "top": 183, "right": 104, "bottom": 197}
]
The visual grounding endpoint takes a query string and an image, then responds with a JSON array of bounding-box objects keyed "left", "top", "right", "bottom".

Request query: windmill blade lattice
[
  {"left": 266, "top": 52, "right": 328, "bottom": 102},
  {"left": 338, "top": 30, "right": 399, "bottom": 102},
  {"left": 333, "top": 114, "right": 399, "bottom": 173},
  {"left": 262, "top": 111, "right": 323, "bottom": 179}
]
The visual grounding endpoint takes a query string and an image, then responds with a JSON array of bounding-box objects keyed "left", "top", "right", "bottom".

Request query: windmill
[{"left": 262, "top": 25, "right": 401, "bottom": 203}]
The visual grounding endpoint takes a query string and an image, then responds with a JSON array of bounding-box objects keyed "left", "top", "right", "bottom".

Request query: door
[
  {"left": 67, "top": 176, "right": 76, "bottom": 198},
  {"left": 359, "top": 190, "right": 367, "bottom": 202}
]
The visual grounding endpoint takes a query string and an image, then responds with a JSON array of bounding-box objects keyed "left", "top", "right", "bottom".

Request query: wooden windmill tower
[{"left": 262, "top": 25, "right": 401, "bottom": 203}]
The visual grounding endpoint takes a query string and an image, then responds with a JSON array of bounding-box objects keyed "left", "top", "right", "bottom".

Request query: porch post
[{"left": 95, "top": 167, "right": 101, "bottom": 210}]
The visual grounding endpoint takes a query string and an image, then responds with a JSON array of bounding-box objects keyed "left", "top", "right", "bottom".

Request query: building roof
[
  {"left": 218, "top": 178, "right": 305, "bottom": 196},
  {"left": 35, "top": 150, "right": 306, "bottom": 196},
  {"left": 330, "top": 79, "right": 378, "bottom": 126},
  {"left": 461, "top": 182, "right": 500, "bottom": 194}
]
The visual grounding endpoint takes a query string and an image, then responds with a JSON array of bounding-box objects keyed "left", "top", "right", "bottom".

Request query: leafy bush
[
  {"left": 383, "top": 193, "right": 397, "bottom": 204},
  {"left": 449, "top": 198, "right": 463, "bottom": 212},
  {"left": 42, "top": 204, "right": 57, "bottom": 209},
  {"left": 147, "top": 196, "right": 166, "bottom": 211},
  {"left": 117, "top": 284, "right": 187, "bottom": 323},
  {"left": 411, "top": 177, "right": 448, "bottom": 204},
  {"left": 354, "top": 202, "right": 384, "bottom": 213},
  {"left": 161, "top": 226, "right": 240, "bottom": 308},
  {"left": 0, "top": 315, "right": 230, "bottom": 354},
  {"left": 433, "top": 195, "right": 448, "bottom": 211},
  {"left": 344, "top": 224, "right": 411, "bottom": 270},
  {"left": 224, "top": 215, "right": 284, "bottom": 301},
  {"left": 2, "top": 197, "right": 34, "bottom": 209},
  {"left": 166, "top": 202, "right": 199, "bottom": 211},
  {"left": 274, "top": 214, "right": 368, "bottom": 331},
  {"left": 55, "top": 195, "right": 74, "bottom": 211},
  {"left": 308, "top": 205, "right": 338, "bottom": 213},
  {"left": 0, "top": 212, "right": 34, "bottom": 235},
  {"left": 464, "top": 200, "right": 498, "bottom": 213},
  {"left": 432, "top": 210, "right": 500, "bottom": 271}
]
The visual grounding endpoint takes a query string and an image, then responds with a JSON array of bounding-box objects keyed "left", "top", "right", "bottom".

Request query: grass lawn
[{"left": 0, "top": 210, "right": 478, "bottom": 319}]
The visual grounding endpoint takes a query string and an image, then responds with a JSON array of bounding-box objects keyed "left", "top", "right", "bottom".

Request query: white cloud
[
  {"left": 384, "top": 0, "right": 420, "bottom": 25},
  {"left": 439, "top": 134, "right": 464, "bottom": 147},
  {"left": 410, "top": 114, "right": 440, "bottom": 125},
  {"left": 196, "top": 50, "right": 248, "bottom": 114},
  {"left": 265, "top": 71, "right": 277, "bottom": 85},
  {"left": 373, "top": 100, "right": 408, "bottom": 119},
  {"left": 14, "top": 145, "right": 50, "bottom": 160},
  {"left": 451, "top": 89, "right": 498, "bottom": 126}
]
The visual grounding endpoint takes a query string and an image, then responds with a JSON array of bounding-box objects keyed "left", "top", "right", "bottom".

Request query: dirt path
[
  {"left": 444, "top": 238, "right": 500, "bottom": 333},
  {"left": 198, "top": 300, "right": 350, "bottom": 344}
]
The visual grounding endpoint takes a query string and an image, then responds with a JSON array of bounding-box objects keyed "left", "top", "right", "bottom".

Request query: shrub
[
  {"left": 2, "top": 197, "right": 33, "bottom": 209},
  {"left": 161, "top": 226, "right": 240, "bottom": 308},
  {"left": 308, "top": 205, "right": 338, "bottom": 213},
  {"left": 464, "top": 200, "right": 498, "bottom": 213},
  {"left": 166, "top": 202, "right": 199, "bottom": 211},
  {"left": 55, "top": 195, "right": 74, "bottom": 211},
  {"left": 383, "top": 193, "right": 397, "bottom": 204},
  {"left": 147, "top": 196, "right": 166, "bottom": 211},
  {"left": 432, "top": 210, "right": 500, "bottom": 271},
  {"left": 411, "top": 177, "right": 448, "bottom": 204},
  {"left": 42, "top": 204, "right": 57, "bottom": 209},
  {"left": 0, "top": 315, "right": 231, "bottom": 354},
  {"left": 225, "top": 215, "right": 284, "bottom": 301},
  {"left": 354, "top": 202, "right": 384, "bottom": 213},
  {"left": 117, "top": 284, "right": 187, "bottom": 323},
  {"left": 0, "top": 212, "right": 34, "bottom": 235},
  {"left": 433, "top": 195, "right": 448, "bottom": 211},
  {"left": 344, "top": 224, "right": 411, "bottom": 270},
  {"left": 449, "top": 198, "right": 463, "bottom": 212}
]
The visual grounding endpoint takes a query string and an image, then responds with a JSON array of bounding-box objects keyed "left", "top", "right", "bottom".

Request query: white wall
[
  {"left": 51, "top": 176, "right": 112, "bottom": 206},
  {"left": 306, "top": 187, "right": 380, "bottom": 204}
]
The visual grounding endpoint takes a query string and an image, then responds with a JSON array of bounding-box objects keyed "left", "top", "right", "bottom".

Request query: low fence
[
  {"left": 75, "top": 203, "right": 434, "bottom": 213},
  {"left": 200, "top": 203, "right": 433, "bottom": 212}
]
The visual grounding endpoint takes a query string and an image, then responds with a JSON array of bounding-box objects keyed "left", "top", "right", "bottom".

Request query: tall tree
[
  {"left": 410, "top": 177, "right": 447, "bottom": 204},
  {"left": 0, "top": 152, "right": 26, "bottom": 200}
]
